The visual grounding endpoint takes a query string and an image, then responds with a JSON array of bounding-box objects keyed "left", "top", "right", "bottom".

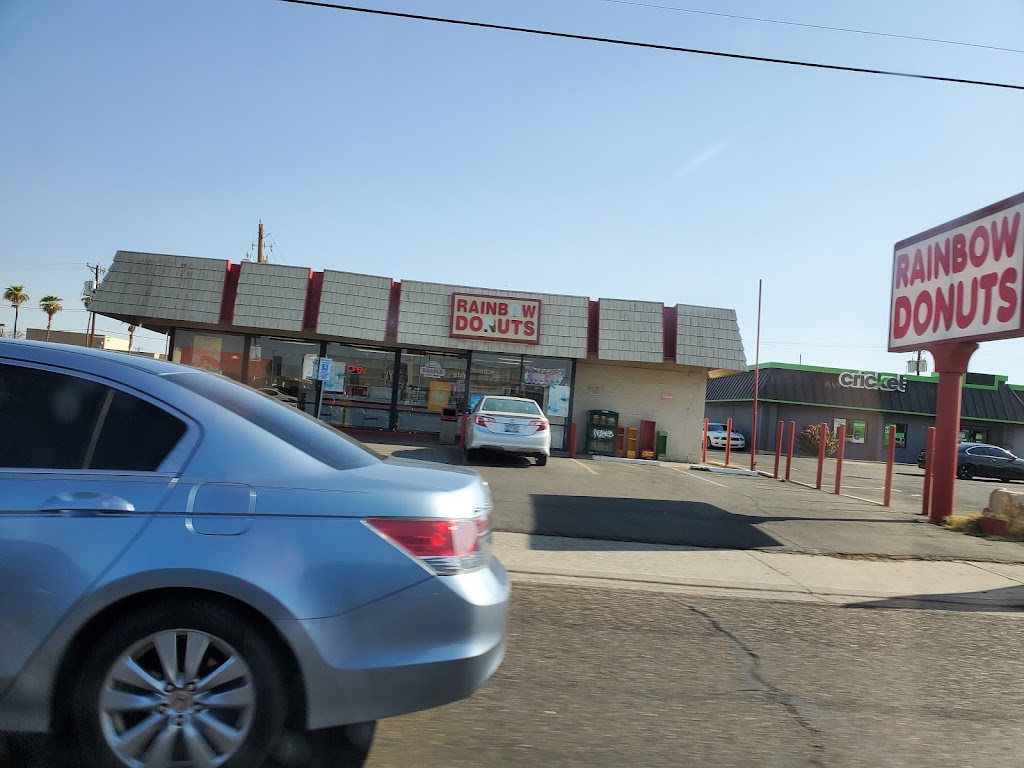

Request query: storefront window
[
  {"left": 960, "top": 427, "right": 990, "bottom": 443},
  {"left": 171, "top": 330, "right": 246, "bottom": 381},
  {"left": 883, "top": 423, "right": 907, "bottom": 448},
  {"left": 320, "top": 344, "right": 396, "bottom": 429},
  {"left": 469, "top": 354, "right": 524, "bottom": 408},
  {"left": 396, "top": 351, "right": 467, "bottom": 433},
  {"left": 246, "top": 336, "right": 322, "bottom": 416}
]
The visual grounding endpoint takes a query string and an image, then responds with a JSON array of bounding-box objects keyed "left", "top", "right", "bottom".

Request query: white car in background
[
  {"left": 465, "top": 396, "right": 551, "bottom": 466},
  {"left": 706, "top": 422, "right": 745, "bottom": 450}
]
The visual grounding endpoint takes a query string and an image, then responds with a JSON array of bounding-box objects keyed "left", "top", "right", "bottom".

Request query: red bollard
[
  {"left": 773, "top": 420, "right": 784, "bottom": 478},
  {"left": 785, "top": 421, "right": 795, "bottom": 481},
  {"left": 568, "top": 422, "right": 578, "bottom": 459},
  {"left": 702, "top": 418, "right": 709, "bottom": 463},
  {"left": 815, "top": 423, "right": 827, "bottom": 490},
  {"left": 922, "top": 426, "right": 936, "bottom": 516},
  {"left": 834, "top": 424, "right": 847, "bottom": 494},
  {"left": 725, "top": 417, "right": 733, "bottom": 467},
  {"left": 883, "top": 425, "right": 896, "bottom": 506}
]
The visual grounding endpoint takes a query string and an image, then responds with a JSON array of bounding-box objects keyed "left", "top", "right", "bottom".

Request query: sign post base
[{"left": 927, "top": 341, "right": 977, "bottom": 522}]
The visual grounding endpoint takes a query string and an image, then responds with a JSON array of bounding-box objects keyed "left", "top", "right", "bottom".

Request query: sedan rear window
[
  {"left": 169, "top": 371, "right": 380, "bottom": 470},
  {"left": 0, "top": 362, "right": 186, "bottom": 471},
  {"left": 480, "top": 397, "right": 542, "bottom": 416}
]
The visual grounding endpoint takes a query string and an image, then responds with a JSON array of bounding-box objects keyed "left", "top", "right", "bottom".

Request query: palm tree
[
  {"left": 128, "top": 324, "right": 137, "bottom": 350},
  {"left": 4, "top": 285, "right": 29, "bottom": 338},
  {"left": 39, "top": 295, "right": 63, "bottom": 341}
]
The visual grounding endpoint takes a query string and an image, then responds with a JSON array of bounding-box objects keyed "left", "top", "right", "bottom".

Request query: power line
[
  {"left": 275, "top": 0, "right": 1024, "bottom": 91},
  {"left": 596, "top": 0, "right": 1024, "bottom": 55}
]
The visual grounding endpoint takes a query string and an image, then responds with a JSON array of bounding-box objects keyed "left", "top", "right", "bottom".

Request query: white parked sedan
[{"left": 465, "top": 396, "right": 551, "bottom": 466}]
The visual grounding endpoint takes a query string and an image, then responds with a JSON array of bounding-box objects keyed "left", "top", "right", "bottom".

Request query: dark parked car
[
  {"left": 918, "top": 442, "right": 1024, "bottom": 481},
  {"left": 0, "top": 340, "right": 508, "bottom": 768}
]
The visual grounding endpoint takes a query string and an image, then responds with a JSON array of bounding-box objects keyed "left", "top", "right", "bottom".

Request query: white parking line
[
  {"left": 667, "top": 465, "right": 726, "bottom": 487},
  {"left": 570, "top": 459, "right": 599, "bottom": 475}
]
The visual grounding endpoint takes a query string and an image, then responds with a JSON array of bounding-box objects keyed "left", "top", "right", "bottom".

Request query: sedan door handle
[{"left": 40, "top": 491, "right": 135, "bottom": 513}]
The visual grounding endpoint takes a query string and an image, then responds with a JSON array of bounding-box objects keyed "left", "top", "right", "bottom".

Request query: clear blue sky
[{"left": 2, "top": 0, "right": 1023, "bottom": 378}]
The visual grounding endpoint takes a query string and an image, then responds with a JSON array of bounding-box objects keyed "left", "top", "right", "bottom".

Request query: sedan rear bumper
[
  {"left": 277, "top": 558, "right": 510, "bottom": 730},
  {"left": 468, "top": 429, "right": 550, "bottom": 456}
]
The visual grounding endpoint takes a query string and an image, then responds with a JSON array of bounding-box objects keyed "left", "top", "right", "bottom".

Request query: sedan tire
[
  {"left": 957, "top": 463, "right": 974, "bottom": 480},
  {"left": 71, "top": 599, "right": 286, "bottom": 768},
  {"left": 535, "top": 454, "right": 548, "bottom": 467}
]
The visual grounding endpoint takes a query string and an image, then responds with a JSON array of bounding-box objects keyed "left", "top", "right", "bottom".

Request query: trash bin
[
  {"left": 585, "top": 410, "right": 619, "bottom": 456},
  {"left": 439, "top": 407, "right": 458, "bottom": 446},
  {"left": 656, "top": 431, "right": 668, "bottom": 460}
]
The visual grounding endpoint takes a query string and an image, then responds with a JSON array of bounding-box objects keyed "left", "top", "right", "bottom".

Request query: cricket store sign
[
  {"left": 889, "top": 193, "right": 1024, "bottom": 352},
  {"left": 838, "top": 371, "right": 906, "bottom": 392},
  {"left": 450, "top": 293, "right": 541, "bottom": 344}
]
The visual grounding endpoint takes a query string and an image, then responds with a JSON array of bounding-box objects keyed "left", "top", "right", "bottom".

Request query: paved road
[
  {"left": 366, "top": 582, "right": 1024, "bottom": 768},
  {"left": 376, "top": 443, "right": 1024, "bottom": 562},
  {"left": 11, "top": 582, "right": 1022, "bottom": 768}
]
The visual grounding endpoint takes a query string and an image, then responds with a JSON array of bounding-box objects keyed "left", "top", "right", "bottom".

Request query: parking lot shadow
[{"left": 527, "top": 495, "right": 782, "bottom": 550}]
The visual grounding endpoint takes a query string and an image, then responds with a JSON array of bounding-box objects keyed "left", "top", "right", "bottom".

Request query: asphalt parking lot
[
  {"left": 366, "top": 440, "right": 1024, "bottom": 562},
  {"left": 712, "top": 448, "right": 1010, "bottom": 517}
]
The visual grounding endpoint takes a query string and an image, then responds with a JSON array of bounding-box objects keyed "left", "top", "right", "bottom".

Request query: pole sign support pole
[{"left": 927, "top": 342, "right": 976, "bottom": 522}]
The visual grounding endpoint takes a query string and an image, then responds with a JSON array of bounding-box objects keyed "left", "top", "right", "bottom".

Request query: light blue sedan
[{"left": 0, "top": 339, "right": 508, "bottom": 768}]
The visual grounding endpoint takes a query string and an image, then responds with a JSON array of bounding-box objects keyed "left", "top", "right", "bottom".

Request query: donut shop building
[{"left": 90, "top": 251, "right": 747, "bottom": 462}]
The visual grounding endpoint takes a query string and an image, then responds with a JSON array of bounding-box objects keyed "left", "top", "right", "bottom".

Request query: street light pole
[{"left": 750, "top": 279, "right": 762, "bottom": 472}]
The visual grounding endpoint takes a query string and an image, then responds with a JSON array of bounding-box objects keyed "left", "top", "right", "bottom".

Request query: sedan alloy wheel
[{"left": 72, "top": 601, "right": 286, "bottom": 768}]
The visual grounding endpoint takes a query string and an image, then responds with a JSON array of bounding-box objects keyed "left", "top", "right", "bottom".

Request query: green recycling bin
[{"left": 656, "top": 430, "right": 668, "bottom": 460}]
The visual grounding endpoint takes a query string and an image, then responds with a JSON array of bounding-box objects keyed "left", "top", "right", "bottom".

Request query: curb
[{"left": 507, "top": 568, "right": 1024, "bottom": 610}]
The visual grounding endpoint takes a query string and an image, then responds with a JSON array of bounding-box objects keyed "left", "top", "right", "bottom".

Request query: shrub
[
  {"left": 795, "top": 423, "right": 839, "bottom": 457},
  {"left": 942, "top": 514, "right": 982, "bottom": 535}
]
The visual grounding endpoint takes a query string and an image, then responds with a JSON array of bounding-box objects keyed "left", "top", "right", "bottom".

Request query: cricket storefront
[
  {"left": 706, "top": 363, "right": 1024, "bottom": 463},
  {"left": 90, "top": 251, "right": 747, "bottom": 461}
]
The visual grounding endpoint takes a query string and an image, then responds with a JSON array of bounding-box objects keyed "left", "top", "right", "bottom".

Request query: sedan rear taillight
[
  {"left": 475, "top": 415, "right": 495, "bottom": 427},
  {"left": 529, "top": 419, "right": 548, "bottom": 432},
  {"left": 367, "top": 513, "right": 492, "bottom": 575}
]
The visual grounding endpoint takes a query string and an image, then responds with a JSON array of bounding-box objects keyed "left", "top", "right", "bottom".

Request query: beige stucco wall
[{"left": 572, "top": 360, "right": 706, "bottom": 463}]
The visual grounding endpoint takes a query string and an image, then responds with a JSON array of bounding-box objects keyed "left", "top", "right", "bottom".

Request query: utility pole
[
  {"left": 85, "top": 263, "right": 104, "bottom": 348},
  {"left": 750, "top": 279, "right": 762, "bottom": 472},
  {"left": 257, "top": 220, "right": 265, "bottom": 263},
  {"left": 908, "top": 350, "right": 926, "bottom": 375}
]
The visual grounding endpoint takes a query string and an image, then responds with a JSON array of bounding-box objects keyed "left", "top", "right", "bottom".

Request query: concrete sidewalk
[{"left": 496, "top": 531, "right": 1024, "bottom": 610}]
